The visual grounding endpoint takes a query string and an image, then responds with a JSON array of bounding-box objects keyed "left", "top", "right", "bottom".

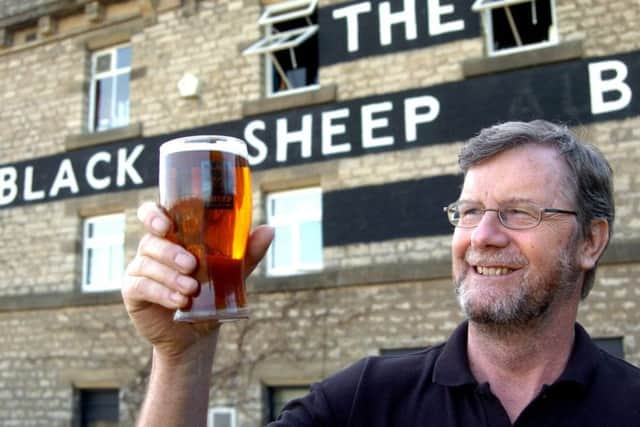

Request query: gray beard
[{"left": 455, "top": 241, "right": 581, "bottom": 335}]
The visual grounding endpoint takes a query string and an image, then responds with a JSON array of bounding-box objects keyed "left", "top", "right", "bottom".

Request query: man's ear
[{"left": 577, "top": 219, "right": 610, "bottom": 271}]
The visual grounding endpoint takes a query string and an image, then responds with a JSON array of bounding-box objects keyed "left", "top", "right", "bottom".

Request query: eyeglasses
[{"left": 443, "top": 201, "right": 578, "bottom": 230}]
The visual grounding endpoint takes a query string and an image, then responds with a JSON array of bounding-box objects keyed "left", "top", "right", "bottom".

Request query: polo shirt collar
[
  {"left": 433, "top": 321, "right": 477, "bottom": 387},
  {"left": 554, "top": 322, "right": 601, "bottom": 388},
  {"left": 432, "top": 321, "right": 602, "bottom": 389}
]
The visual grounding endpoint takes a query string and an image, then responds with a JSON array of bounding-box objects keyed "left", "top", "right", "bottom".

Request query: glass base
[{"left": 173, "top": 307, "right": 249, "bottom": 323}]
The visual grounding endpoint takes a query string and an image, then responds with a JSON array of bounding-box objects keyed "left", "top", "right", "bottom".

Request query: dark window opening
[
  {"left": 594, "top": 337, "right": 624, "bottom": 359},
  {"left": 74, "top": 388, "right": 119, "bottom": 427},
  {"left": 271, "top": 12, "right": 319, "bottom": 94},
  {"left": 264, "top": 385, "right": 309, "bottom": 423},
  {"left": 490, "top": 0, "right": 553, "bottom": 52}
]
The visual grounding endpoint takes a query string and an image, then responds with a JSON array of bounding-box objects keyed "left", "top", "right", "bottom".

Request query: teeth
[{"left": 476, "top": 266, "right": 513, "bottom": 276}]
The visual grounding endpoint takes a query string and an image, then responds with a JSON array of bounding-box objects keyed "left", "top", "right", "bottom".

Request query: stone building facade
[{"left": 0, "top": 0, "right": 639, "bottom": 425}]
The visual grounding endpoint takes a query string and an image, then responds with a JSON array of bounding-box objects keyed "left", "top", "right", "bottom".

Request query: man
[{"left": 123, "top": 120, "right": 640, "bottom": 426}]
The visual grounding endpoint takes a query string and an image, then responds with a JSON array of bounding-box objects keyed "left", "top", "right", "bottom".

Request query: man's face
[{"left": 451, "top": 144, "right": 582, "bottom": 330}]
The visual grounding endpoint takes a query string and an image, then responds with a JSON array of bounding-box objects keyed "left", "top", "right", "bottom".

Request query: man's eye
[
  {"left": 461, "top": 207, "right": 482, "bottom": 216},
  {"left": 503, "top": 207, "right": 537, "bottom": 219}
]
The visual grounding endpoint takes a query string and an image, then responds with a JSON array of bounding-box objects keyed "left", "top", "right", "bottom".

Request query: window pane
[
  {"left": 299, "top": 221, "right": 322, "bottom": 265},
  {"left": 91, "top": 215, "right": 125, "bottom": 237},
  {"left": 87, "top": 247, "right": 108, "bottom": 285},
  {"left": 116, "top": 46, "right": 132, "bottom": 68},
  {"left": 272, "top": 225, "right": 293, "bottom": 268},
  {"left": 109, "top": 245, "right": 124, "bottom": 282},
  {"left": 295, "top": 191, "right": 321, "bottom": 213},
  {"left": 95, "top": 77, "right": 113, "bottom": 130},
  {"left": 95, "top": 53, "right": 111, "bottom": 73},
  {"left": 114, "top": 73, "right": 130, "bottom": 127},
  {"left": 79, "top": 388, "right": 119, "bottom": 426},
  {"left": 212, "top": 413, "right": 232, "bottom": 427},
  {"left": 272, "top": 196, "right": 298, "bottom": 217},
  {"left": 268, "top": 386, "right": 308, "bottom": 422}
]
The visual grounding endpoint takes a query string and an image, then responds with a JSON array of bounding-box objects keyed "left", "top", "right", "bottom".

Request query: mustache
[{"left": 464, "top": 249, "right": 529, "bottom": 268}]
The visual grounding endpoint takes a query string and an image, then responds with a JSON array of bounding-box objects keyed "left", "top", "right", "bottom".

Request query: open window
[
  {"left": 88, "top": 44, "right": 132, "bottom": 131},
  {"left": 244, "top": 0, "right": 319, "bottom": 97},
  {"left": 471, "top": 0, "right": 557, "bottom": 56}
]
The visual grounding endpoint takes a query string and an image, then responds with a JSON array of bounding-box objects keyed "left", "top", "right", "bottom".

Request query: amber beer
[{"left": 159, "top": 135, "right": 252, "bottom": 322}]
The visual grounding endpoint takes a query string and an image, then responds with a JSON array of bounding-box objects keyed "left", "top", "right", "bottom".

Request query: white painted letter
[
  {"left": 244, "top": 120, "right": 268, "bottom": 166},
  {"left": 404, "top": 95, "right": 440, "bottom": 142},
  {"left": 117, "top": 145, "right": 144, "bottom": 187},
  {"left": 589, "top": 60, "right": 632, "bottom": 115},
  {"left": 428, "top": 0, "right": 464, "bottom": 36},
  {"left": 332, "top": 2, "right": 372, "bottom": 52},
  {"left": 49, "top": 159, "right": 79, "bottom": 197},
  {"left": 24, "top": 166, "right": 45, "bottom": 201},
  {"left": 86, "top": 151, "right": 112, "bottom": 190},
  {"left": 0, "top": 167, "right": 18, "bottom": 206},
  {"left": 379, "top": 0, "right": 417, "bottom": 46},
  {"left": 276, "top": 115, "right": 313, "bottom": 163},
  {"left": 322, "top": 108, "right": 352, "bottom": 155},
  {"left": 362, "top": 101, "right": 394, "bottom": 148}
]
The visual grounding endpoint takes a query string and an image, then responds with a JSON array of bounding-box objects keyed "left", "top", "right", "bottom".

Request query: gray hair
[{"left": 458, "top": 120, "right": 614, "bottom": 299}]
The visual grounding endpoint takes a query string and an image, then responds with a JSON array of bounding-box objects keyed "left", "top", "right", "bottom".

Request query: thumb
[{"left": 244, "top": 225, "right": 274, "bottom": 276}]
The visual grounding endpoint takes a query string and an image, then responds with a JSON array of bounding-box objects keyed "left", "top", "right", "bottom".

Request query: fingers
[
  {"left": 123, "top": 231, "right": 199, "bottom": 311},
  {"left": 137, "top": 233, "right": 197, "bottom": 275},
  {"left": 137, "top": 201, "right": 171, "bottom": 236},
  {"left": 245, "top": 225, "right": 274, "bottom": 276},
  {"left": 122, "top": 273, "right": 191, "bottom": 311}
]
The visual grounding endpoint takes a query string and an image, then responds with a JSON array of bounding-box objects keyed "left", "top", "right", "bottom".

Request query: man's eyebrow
[
  {"left": 456, "top": 197, "right": 538, "bottom": 205},
  {"left": 500, "top": 197, "right": 537, "bottom": 205}
]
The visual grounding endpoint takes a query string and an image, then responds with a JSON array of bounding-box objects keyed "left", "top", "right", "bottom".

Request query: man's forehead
[{"left": 459, "top": 144, "right": 571, "bottom": 202}]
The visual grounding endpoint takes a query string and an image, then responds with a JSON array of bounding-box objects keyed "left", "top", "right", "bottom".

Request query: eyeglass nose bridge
[{"left": 474, "top": 207, "right": 503, "bottom": 227}]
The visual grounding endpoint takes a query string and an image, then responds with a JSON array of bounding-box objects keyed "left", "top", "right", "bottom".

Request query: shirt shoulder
[{"left": 270, "top": 344, "right": 447, "bottom": 427}]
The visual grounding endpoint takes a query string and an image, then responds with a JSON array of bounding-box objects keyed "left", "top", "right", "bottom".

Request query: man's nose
[{"left": 469, "top": 210, "right": 510, "bottom": 248}]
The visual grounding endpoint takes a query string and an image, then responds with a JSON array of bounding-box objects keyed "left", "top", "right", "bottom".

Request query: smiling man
[{"left": 123, "top": 120, "right": 640, "bottom": 427}]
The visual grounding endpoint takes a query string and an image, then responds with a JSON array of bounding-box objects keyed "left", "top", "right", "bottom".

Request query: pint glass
[{"left": 158, "top": 135, "right": 252, "bottom": 322}]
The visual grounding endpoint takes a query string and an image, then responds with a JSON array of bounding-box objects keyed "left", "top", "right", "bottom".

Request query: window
[
  {"left": 243, "top": 0, "right": 319, "bottom": 97},
  {"left": 208, "top": 407, "right": 236, "bottom": 427},
  {"left": 380, "top": 347, "right": 426, "bottom": 356},
  {"left": 89, "top": 44, "right": 131, "bottom": 131},
  {"left": 265, "top": 385, "right": 309, "bottom": 422},
  {"left": 75, "top": 388, "right": 119, "bottom": 427},
  {"left": 594, "top": 337, "right": 624, "bottom": 359},
  {"left": 471, "top": 0, "right": 557, "bottom": 56},
  {"left": 82, "top": 213, "right": 125, "bottom": 292},
  {"left": 266, "top": 187, "right": 323, "bottom": 276}
]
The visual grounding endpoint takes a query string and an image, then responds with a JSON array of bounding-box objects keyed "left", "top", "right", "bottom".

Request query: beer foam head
[{"left": 160, "top": 135, "right": 248, "bottom": 159}]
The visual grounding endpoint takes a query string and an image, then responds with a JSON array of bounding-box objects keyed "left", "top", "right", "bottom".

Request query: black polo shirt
[{"left": 270, "top": 321, "right": 640, "bottom": 426}]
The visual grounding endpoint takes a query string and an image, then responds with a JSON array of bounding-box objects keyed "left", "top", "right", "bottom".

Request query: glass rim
[{"left": 159, "top": 135, "right": 248, "bottom": 159}]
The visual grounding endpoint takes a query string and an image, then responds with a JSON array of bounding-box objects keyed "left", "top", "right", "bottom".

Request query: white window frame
[
  {"left": 243, "top": 0, "right": 319, "bottom": 97},
  {"left": 88, "top": 43, "right": 132, "bottom": 132},
  {"left": 208, "top": 407, "right": 236, "bottom": 427},
  {"left": 472, "top": 0, "right": 558, "bottom": 57},
  {"left": 266, "top": 187, "right": 323, "bottom": 276},
  {"left": 258, "top": 0, "right": 318, "bottom": 26},
  {"left": 82, "top": 213, "right": 125, "bottom": 292}
]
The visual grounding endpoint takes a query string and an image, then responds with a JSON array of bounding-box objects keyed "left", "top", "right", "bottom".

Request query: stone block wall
[{"left": 0, "top": 0, "right": 639, "bottom": 426}]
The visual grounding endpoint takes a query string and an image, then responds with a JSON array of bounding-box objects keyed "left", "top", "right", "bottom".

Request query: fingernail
[
  {"left": 177, "top": 275, "right": 197, "bottom": 293},
  {"left": 175, "top": 252, "right": 196, "bottom": 270},
  {"left": 170, "top": 292, "right": 187, "bottom": 306},
  {"left": 151, "top": 217, "right": 169, "bottom": 234}
]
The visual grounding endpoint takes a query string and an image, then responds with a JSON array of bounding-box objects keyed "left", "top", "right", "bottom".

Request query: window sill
[
  {"left": 64, "top": 122, "right": 142, "bottom": 151},
  {"left": 462, "top": 39, "right": 584, "bottom": 78},
  {"left": 0, "top": 237, "right": 636, "bottom": 312},
  {"left": 242, "top": 84, "right": 337, "bottom": 117},
  {"left": 248, "top": 257, "right": 452, "bottom": 294}
]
